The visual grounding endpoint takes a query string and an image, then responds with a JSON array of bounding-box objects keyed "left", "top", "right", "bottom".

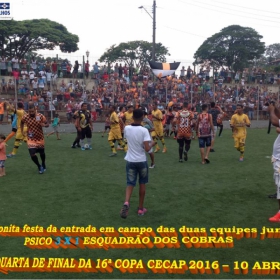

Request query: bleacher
[
  {"left": 0, "top": 77, "right": 109, "bottom": 123},
  {"left": 1, "top": 74, "right": 280, "bottom": 124}
]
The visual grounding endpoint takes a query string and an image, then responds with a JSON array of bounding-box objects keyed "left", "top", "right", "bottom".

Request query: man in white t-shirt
[
  {"left": 268, "top": 104, "right": 280, "bottom": 222},
  {"left": 32, "top": 77, "right": 38, "bottom": 90},
  {"left": 29, "top": 68, "right": 35, "bottom": 85},
  {"left": 51, "top": 73, "right": 58, "bottom": 90},
  {"left": 21, "top": 67, "right": 28, "bottom": 80},
  {"left": 30, "top": 57, "right": 37, "bottom": 72},
  {"left": 49, "top": 100, "right": 55, "bottom": 112},
  {"left": 11, "top": 56, "right": 19, "bottom": 70},
  {"left": 120, "top": 109, "right": 155, "bottom": 219},
  {"left": 46, "top": 70, "right": 52, "bottom": 89},
  {"left": 47, "top": 90, "right": 52, "bottom": 99},
  {"left": 39, "top": 69, "right": 46, "bottom": 84},
  {"left": 247, "top": 101, "right": 254, "bottom": 120}
]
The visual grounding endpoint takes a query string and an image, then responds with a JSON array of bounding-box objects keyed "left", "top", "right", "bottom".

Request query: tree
[
  {"left": 194, "top": 25, "right": 265, "bottom": 71},
  {"left": 0, "top": 19, "right": 79, "bottom": 59},
  {"left": 265, "top": 43, "right": 280, "bottom": 63},
  {"left": 99, "top": 40, "right": 170, "bottom": 69}
]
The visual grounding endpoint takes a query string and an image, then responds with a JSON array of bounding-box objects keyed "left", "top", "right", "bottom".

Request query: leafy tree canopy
[
  {"left": 99, "top": 40, "right": 170, "bottom": 69},
  {"left": 194, "top": 25, "right": 265, "bottom": 71},
  {"left": 265, "top": 43, "right": 280, "bottom": 63},
  {"left": 0, "top": 19, "right": 79, "bottom": 59}
]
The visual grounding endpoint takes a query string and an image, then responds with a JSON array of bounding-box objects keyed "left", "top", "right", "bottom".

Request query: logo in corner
[
  {"left": 0, "top": 2, "right": 12, "bottom": 19},
  {"left": 0, "top": 3, "right": 9, "bottom": 9}
]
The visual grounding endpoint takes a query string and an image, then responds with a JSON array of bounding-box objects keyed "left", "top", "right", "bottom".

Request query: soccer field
[{"left": 0, "top": 128, "right": 279, "bottom": 279}]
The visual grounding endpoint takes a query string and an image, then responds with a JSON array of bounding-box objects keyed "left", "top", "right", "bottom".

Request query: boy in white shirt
[{"left": 120, "top": 109, "right": 155, "bottom": 218}]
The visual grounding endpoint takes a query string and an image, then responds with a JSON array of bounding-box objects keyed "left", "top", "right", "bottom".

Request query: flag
[
  {"left": 149, "top": 61, "right": 180, "bottom": 78},
  {"left": 0, "top": 3, "right": 10, "bottom": 9}
]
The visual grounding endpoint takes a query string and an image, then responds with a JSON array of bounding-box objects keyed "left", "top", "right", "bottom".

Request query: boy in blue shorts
[
  {"left": 196, "top": 104, "right": 214, "bottom": 164},
  {"left": 120, "top": 109, "right": 155, "bottom": 218}
]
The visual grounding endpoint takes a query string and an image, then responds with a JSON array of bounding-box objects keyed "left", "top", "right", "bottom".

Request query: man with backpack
[{"left": 196, "top": 104, "right": 214, "bottom": 164}]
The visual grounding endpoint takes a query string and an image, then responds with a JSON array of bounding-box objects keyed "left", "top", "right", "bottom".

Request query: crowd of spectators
[{"left": 0, "top": 55, "right": 280, "bottom": 123}]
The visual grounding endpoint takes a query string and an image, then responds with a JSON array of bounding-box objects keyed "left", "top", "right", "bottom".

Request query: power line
[
  {"left": 177, "top": 0, "right": 280, "bottom": 24},
  {"left": 158, "top": 5, "right": 280, "bottom": 29},
  {"left": 163, "top": 26, "right": 207, "bottom": 38},
  {"left": 211, "top": 0, "right": 280, "bottom": 15},
  {"left": 188, "top": 0, "right": 280, "bottom": 20}
]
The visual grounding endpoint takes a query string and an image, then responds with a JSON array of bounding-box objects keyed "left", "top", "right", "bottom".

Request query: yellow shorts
[
  {"left": 234, "top": 136, "right": 246, "bottom": 148},
  {"left": 108, "top": 128, "right": 122, "bottom": 141},
  {"left": 151, "top": 129, "right": 163, "bottom": 138},
  {"left": 15, "top": 127, "right": 27, "bottom": 141}
]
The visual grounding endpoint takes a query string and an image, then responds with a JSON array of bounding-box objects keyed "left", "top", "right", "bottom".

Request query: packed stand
[{"left": 0, "top": 55, "right": 279, "bottom": 123}]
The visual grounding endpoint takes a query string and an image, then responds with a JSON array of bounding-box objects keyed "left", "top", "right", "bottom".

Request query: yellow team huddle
[
  {"left": 5, "top": 103, "right": 250, "bottom": 163},
  {"left": 106, "top": 103, "right": 251, "bottom": 162},
  {"left": 107, "top": 104, "right": 167, "bottom": 156}
]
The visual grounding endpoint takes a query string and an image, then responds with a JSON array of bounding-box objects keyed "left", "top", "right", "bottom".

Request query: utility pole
[
  {"left": 152, "top": 0, "right": 156, "bottom": 62},
  {"left": 139, "top": 1, "right": 156, "bottom": 62},
  {"left": 83, "top": 55, "right": 85, "bottom": 99}
]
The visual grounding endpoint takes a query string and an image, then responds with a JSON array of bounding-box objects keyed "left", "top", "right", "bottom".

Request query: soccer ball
[{"left": 84, "top": 144, "right": 89, "bottom": 149}]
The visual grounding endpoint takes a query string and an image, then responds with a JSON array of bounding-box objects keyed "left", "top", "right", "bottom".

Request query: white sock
[{"left": 80, "top": 139, "right": 84, "bottom": 147}]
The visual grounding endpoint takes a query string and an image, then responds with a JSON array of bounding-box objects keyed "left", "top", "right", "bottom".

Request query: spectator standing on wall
[{"left": 93, "top": 62, "right": 99, "bottom": 79}]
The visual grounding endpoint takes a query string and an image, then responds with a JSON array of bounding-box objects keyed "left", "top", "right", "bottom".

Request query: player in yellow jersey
[
  {"left": 108, "top": 105, "right": 127, "bottom": 157},
  {"left": 6, "top": 102, "right": 27, "bottom": 158},
  {"left": 230, "top": 104, "right": 250, "bottom": 162},
  {"left": 6, "top": 102, "right": 15, "bottom": 124},
  {"left": 151, "top": 103, "right": 167, "bottom": 153},
  {"left": 118, "top": 106, "right": 125, "bottom": 136},
  {"left": 123, "top": 105, "right": 134, "bottom": 126},
  {"left": 122, "top": 105, "right": 134, "bottom": 146}
]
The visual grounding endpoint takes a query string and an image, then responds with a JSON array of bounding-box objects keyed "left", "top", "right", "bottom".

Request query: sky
[{"left": 8, "top": 0, "right": 280, "bottom": 69}]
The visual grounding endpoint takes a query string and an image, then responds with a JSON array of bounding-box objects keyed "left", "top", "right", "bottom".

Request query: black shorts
[
  {"left": 29, "top": 148, "right": 45, "bottom": 156},
  {"left": 105, "top": 125, "right": 110, "bottom": 130},
  {"left": 177, "top": 138, "right": 191, "bottom": 144},
  {"left": 81, "top": 126, "right": 92, "bottom": 139}
]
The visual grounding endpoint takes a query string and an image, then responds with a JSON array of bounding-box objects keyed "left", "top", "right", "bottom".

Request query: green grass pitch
[{"left": 0, "top": 128, "right": 279, "bottom": 279}]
